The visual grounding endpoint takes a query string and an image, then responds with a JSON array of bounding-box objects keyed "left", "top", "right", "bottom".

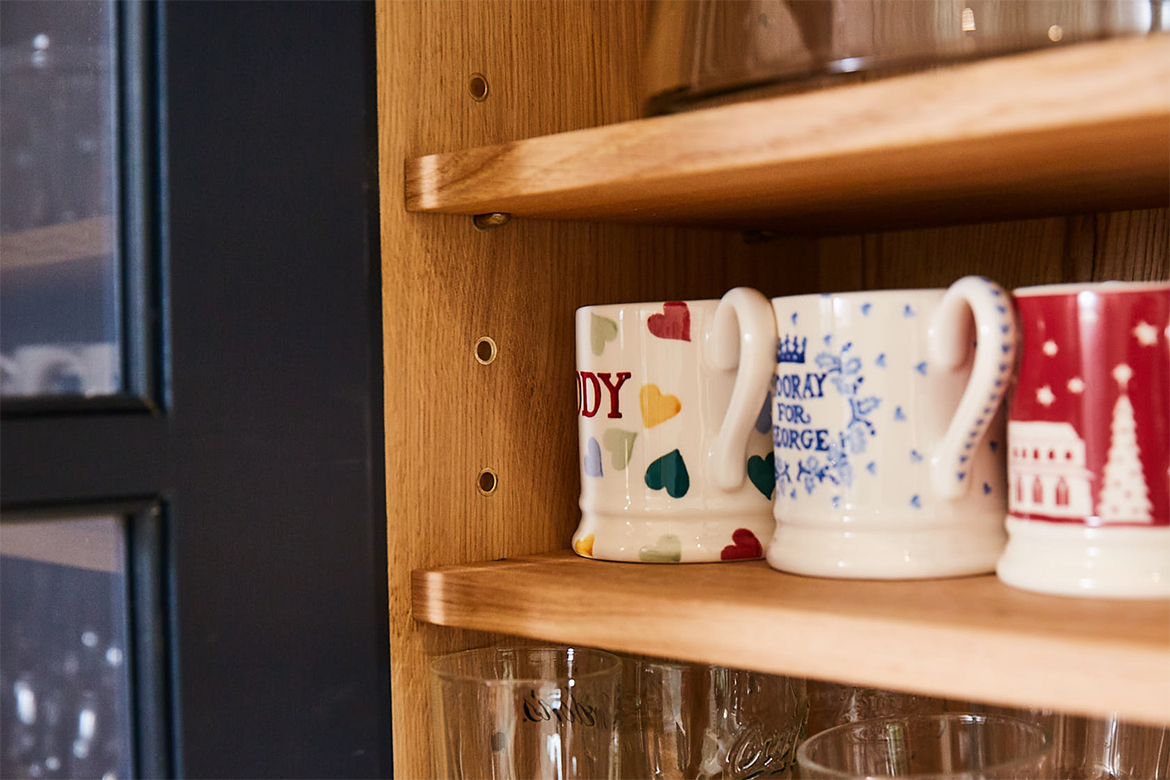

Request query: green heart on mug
[
  {"left": 747, "top": 453, "right": 775, "bottom": 499},
  {"left": 590, "top": 313, "right": 618, "bottom": 356},
  {"left": 639, "top": 534, "right": 681, "bottom": 563},
  {"left": 645, "top": 449, "right": 689, "bottom": 498},
  {"left": 602, "top": 428, "right": 637, "bottom": 471}
]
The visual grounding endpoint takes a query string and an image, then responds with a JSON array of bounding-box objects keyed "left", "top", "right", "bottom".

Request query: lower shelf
[{"left": 412, "top": 551, "right": 1170, "bottom": 725}]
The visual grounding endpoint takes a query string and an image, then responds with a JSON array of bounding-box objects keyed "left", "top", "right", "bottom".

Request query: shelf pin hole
[
  {"left": 474, "top": 336, "right": 497, "bottom": 365},
  {"left": 468, "top": 73, "right": 489, "bottom": 102},
  {"left": 477, "top": 468, "right": 498, "bottom": 496}
]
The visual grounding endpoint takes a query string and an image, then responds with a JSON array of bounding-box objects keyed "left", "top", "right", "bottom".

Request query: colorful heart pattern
[
  {"left": 639, "top": 384, "right": 682, "bottom": 428},
  {"left": 647, "top": 302, "right": 690, "bottom": 341},
  {"left": 747, "top": 453, "right": 775, "bottom": 499},
  {"left": 639, "top": 534, "right": 682, "bottom": 562},
  {"left": 590, "top": 314, "right": 618, "bottom": 357},
  {"left": 645, "top": 449, "right": 689, "bottom": 498},
  {"left": 584, "top": 437, "right": 603, "bottom": 477},
  {"left": 602, "top": 428, "right": 637, "bottom": 470},
  {"left": 720, "top": 528, "right": 763, "bottom": 561},
  {"left": 578, "top": 298, "right": 783, "bottom": 564}
]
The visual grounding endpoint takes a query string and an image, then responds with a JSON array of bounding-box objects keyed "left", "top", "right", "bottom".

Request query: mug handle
[
  {"left": 927, "top": 276, "right": 1017, "bottom": 500},
  {"left": 706, "top": 287, "right": 777, "bottom": 492}
]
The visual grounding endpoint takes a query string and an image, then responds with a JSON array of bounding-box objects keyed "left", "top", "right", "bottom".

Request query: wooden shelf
[
  {"left": 413, "top": 551, "right": 1170, "bottom": 725},
  {"left": 0, "top": 518, "right": 123, "bottom": 574},
  {"left": 405, "top": 36, "right": 1170, "bottom": 233},
  {"left": 1, "top": 217, "right": 114, "bottom": 271}
]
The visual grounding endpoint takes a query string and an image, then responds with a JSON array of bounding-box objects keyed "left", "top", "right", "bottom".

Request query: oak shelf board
[
  {"left": 405, "top": 36, "right": 1170, "bottom": 233},
  {"left": 413, "top": 550, "right": 1170, "bottom": 725},
  {"left": 1, "top": 216, "right": 113, "bottom": 271},
  {"left": 0, "top": 518, "right": 123, "bottom": 574}
]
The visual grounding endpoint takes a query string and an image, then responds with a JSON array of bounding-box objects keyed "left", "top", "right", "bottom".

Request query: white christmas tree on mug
[{"left": 1096, "top": 364, "right": 1153, "bottom": 524}]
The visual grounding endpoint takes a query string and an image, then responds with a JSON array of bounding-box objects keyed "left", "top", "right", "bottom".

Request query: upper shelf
[
  {"left": 1, "top": 216, "right": 113, "bottom": 272},
  {"left": 413, "top": 551, "right": 1170, "bottom": 726},
  {"left": 405, "top": 36, "right": 1170, "bottom": 233}
]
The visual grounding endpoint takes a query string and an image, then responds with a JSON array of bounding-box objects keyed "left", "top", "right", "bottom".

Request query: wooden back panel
[{"left": 376, "top": 3, "right": 1167, "bottom": 774}]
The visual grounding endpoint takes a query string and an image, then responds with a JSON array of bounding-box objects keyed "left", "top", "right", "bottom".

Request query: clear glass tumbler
[
  {"left": 805, "top": 681, "right": 950, "bottom": 738},
  {"left": 796, "top": 713, "right": 1052, "bottom": 779},
  {"left": 960, "top": 705, "right": 1170, "bottom": 778},
  {"left": 1053, "top": 713, "right": 1170, "bottom": 780},
  {"left": 430, "top": 646, "right": 621, "bottom": 780},
  {"left": 618, "top": 655, "right": 808, "bottom": 779}
]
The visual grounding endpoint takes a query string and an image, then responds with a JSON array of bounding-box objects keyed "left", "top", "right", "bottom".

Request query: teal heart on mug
[
  {"left": 645, "top": 449, "right": 689, "bottom": 499},
  {"left": 747, "top": 453, "right": 775, "bottom": 499}
]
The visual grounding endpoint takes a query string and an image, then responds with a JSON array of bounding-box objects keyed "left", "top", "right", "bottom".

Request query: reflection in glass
[
  {"left": 0, "top": 516, "right": 134, "bottom": 779},
  {"left": 0, "top": 0, "right": 120, "bottom": 398}
]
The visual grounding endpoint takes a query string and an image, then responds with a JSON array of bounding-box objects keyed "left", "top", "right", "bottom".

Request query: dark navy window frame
[{"left": 1, "top": 2, "right": 391, "bottom": 776}]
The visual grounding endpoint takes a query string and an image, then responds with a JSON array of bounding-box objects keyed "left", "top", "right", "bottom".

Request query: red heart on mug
[
  {"left": 720, "top": 528, "right": 762, "bottom": 561},
  {"left": 647, "top": 302, "right": 690, "bottom": 342}
]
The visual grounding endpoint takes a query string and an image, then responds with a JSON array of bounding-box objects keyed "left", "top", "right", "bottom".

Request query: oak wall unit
[{"left": 376, "top": 4, "right": 1169, "bottom": 776}]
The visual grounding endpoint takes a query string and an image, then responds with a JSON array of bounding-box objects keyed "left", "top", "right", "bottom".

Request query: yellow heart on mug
[
  {"left": 573, "top": 534, "right": 594, "bottom": 557},
  {"left": 639, "top": 384, "right": 681, "bottom": 428}
]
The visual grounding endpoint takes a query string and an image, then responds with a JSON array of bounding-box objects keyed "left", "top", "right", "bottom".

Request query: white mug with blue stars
[{"left": 761, "top": 276, "right": 1017, "bottom": 579}]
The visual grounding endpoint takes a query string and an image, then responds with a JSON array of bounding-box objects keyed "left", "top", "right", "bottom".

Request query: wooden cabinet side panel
[
  {"left": 379, "top": 6, "right": 1167, "bottom": 773},
  {"left": 377, "top": 4, "right": 828, "bottom": 775}
]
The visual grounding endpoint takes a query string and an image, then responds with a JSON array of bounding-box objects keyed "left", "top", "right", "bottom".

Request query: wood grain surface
[
  {"left": 0, "top": 216, "right": 113, "bottom": 271},
  {"left": 378, "top": 4, "right": 1169, "bottom": 775},
  {"left": 405, "top": 35, "right": 1170, "bottom": 233},
  {"left": 413, "top": 551, "right": 1170, "bottom": 726},
  {"left": 377, "top": 4, "right": 825, "bottom": 776},
  {"left": 0, "top": 517, "right": 123, "bottom": 574}
]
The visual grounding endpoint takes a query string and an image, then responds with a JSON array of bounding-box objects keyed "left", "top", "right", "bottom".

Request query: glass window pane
[
  {"left": 0, "top": 516, "right": 134, "bottom": 779},
  {"left": 0, "top": 0, "right": 121, "bottom": 398}
]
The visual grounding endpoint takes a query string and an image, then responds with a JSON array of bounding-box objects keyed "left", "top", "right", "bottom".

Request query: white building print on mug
[{"left": 1008, "top": 421, "right": 1092, "bottom": 519}]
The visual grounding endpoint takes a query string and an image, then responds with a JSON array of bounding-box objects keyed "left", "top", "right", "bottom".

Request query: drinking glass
[
  {"left": 796, "top": 713, "right": 1052, "bottom": 779},
  {"left": 1053, "top": 713, "right": 1168, "bottom": 779},
  {"left": 430, "top": 646, "right": 620, "bottom": 780},
  {"left": 618, "top": 655, "right": 808, "bottom": 779},
  {"left": 962, "top": 705, "right": 1169, "bottom": 778},
  {"left": 806, "top": 681, "right": 949, "bottom": 738}
]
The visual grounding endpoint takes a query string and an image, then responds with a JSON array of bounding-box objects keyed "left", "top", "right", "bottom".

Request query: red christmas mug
[{"left": 997, "top": 281, "right": 1169, "bottom": 598}]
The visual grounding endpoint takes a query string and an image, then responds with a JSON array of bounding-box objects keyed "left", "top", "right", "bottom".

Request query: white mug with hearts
[{"left": 573, "top": 290, "right": 777, "bottom": 563}]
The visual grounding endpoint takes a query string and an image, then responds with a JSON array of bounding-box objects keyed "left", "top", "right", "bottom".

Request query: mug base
[
  {"left": 765, "top": 517, "right": 1006, "bottom": 579},
  {"left": 573, "top": 512, "right": 775, "bottom": 563},
  {"left": 997, "top": 517, "right": 1170, "bottom": 599}
]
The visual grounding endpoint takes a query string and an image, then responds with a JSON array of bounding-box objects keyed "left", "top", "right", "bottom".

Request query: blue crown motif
[{"left": 777, "top": 335, "right": 807, "bottom": 364}]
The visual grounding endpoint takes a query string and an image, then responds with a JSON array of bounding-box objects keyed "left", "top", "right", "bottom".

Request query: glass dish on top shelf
[{"left": 641, "top": 0, "right": 1168, "bottom": 115}]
